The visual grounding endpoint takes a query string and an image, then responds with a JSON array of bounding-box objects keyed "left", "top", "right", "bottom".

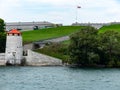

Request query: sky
[{"left": 0, "top": 0, "right": 120, "bottom": 25}]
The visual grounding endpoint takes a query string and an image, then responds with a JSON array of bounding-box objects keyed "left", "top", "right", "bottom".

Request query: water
[{"left": 0, "top": 66, "right": 120, "bottom": 90}]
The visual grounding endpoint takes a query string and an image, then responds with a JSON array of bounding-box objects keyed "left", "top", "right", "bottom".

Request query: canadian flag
[{"left": 77, "top": 6, "right": 81, "bottom": 8}]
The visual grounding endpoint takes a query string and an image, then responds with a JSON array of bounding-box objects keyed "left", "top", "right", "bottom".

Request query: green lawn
[
  {"left": 22, "top": 26, "right": 85, "bottom": 44},
  {"left": 22, "top": 24, "right": 120, "bottom": 44},
  {"left": 99, "top": 24, "right": 120, "bottom": 33}
]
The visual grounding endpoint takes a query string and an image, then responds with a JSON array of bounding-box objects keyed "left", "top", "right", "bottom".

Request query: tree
[
  {"left": 68, "top": 26, "right": 99, "bottom": 66},
  {"left": 68, "top": 26, "right": 120, "bottom": 67},
  {"left": 0, "top": 33, "right": 6, "bottom": 52},
  {"left": 0, "top": 18, "right": 5, "bottom": 32},
  {"left": 0, "top": 18, "right": 6, "bottom": 52},
  {"left": 98, "top": 30, "right": 120, "bottom": 67}
]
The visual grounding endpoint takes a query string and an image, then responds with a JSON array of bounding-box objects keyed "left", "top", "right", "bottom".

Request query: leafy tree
[
  {"left": 68, "top": 26, "right": 99, "bottom": 66},
  {"left": 69, "top": 26, "right": 120, "bottom": 67},
  {"left": 0, "top": 18, "right": 6, "bottom": 52},
  {"left": 98, "top": 30, "right": 120, "bottom": 67},
  {"left": 0, "top": 33, "right": 6, "bottom": 52},
  {"left": 0, "top": 18, "right": 5, "bottom": 32}
]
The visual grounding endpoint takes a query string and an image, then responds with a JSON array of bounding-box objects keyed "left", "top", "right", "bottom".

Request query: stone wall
[
  {"left": 0, "top": 50, "right": 63, "bottom": 66},
  {"left": 0, "top": 53, "right": 6, "bottom": 65},
  {"left": 25, "top": 50, "right": 62, "bottom": 66}
]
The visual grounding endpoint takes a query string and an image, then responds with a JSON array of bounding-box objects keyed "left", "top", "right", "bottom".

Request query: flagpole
[
  {"left": 76, "top": 7, "right": 78, "bottom": 24},
  {"left": 76, "top": 6, "right": 81, "bottom": 24}
]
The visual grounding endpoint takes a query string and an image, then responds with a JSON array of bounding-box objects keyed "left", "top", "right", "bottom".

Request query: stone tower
[{"left": 5, "top": 29, "right": 23, "bottom": 65}]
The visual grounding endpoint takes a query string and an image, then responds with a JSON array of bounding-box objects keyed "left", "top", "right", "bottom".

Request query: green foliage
[
  {"left": 98, "top": 30, "right": 120, "bottom": 67},
  {"left": 0, "top": 18, "right": 5, "bottom": 32},
  {"left": 0, "top": 33, "right": 6, "bottom": 53},
  {"left": 61, "top": 40, "right": 70, "bottom": 45},
  {"left": 69, "top": 26, "right": 120, "bottom": 67},
  {"left": 0, "top": 18, "right": 6, "bottom": 52},
  {"left": 69, "top": 26, "right": 99, "bottom": 66},
  {"left": 99, "top": 24, "right": 120, "bottom": 33},
  {"left": 22, "top": 26, "right": 85, "bottom": 44}
]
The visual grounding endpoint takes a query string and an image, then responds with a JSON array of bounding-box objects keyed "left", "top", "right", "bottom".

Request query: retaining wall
[
  {"left": 25, "top": 50, "right": 62, "bottom": 66},
  {"left": 0, "top": 53, "right": 6, "bottom": 65}
]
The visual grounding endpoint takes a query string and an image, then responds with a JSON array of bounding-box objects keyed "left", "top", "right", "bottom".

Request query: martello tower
[{"left": 5, "top": 29, "right": 23, "bottom": 65}]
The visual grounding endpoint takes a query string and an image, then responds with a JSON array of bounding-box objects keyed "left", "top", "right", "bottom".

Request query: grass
[
  {"left": 22, "top": 24, "right": 120, "bottom": 44},
  {"left": 61, "top": 40, "right": 70, "bottom": 45},
  {"left": 22, "top": 26, "right": 85, "bottom": 44},
  {"left": 34, "top": 42, "right": 69, "bottom": 63},
  {"left": 99, "top": 24, "right": 120, "bottom": 33}
]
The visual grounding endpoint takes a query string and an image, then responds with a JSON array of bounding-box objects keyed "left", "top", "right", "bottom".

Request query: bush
[
  {"left": 68, "top": 26, "right": 99, "bottom": 66},
  {"left": 0, "top": 18, "right": 5, "bottom": 32},
  {"left": 98, "top": 30, "right": 120, "bottom": 66},
  {"left": 0, "top": 18, "right": 6, "bottom": 53},
  {"left": 0, "top": 32, "right": 6, "bottom": 53},
  {"left": 69, "top": 26, "right": 120, "bottom": 67}
]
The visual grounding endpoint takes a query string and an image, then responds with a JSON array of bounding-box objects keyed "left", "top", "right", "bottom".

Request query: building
[
  {"left": 5, "top": 21, "right": 56, "bottom": 31},
  {"left": 72, "top": 22, "right": 110, "bottom": 29},
  {"left": 5, "top": 29, "right": 23, "bottom": 65}
]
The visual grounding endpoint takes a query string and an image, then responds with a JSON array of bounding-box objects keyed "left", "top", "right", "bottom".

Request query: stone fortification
[
  {"left": 0, "top": 53, "right": 5, "bottom": 65},
  {"left": 5, "top": 29, "right": 23, "bottom": 65},
  {"left": 0, "top": 50, "right": 62, "bottom": 66},
  {"left": 25, "top": 50, "right": 62, "bottom": 66}
]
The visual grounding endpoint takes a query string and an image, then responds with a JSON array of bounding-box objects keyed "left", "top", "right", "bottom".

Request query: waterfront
[{"left": 0, "top": 66, "right": 120, "bottom": 90}]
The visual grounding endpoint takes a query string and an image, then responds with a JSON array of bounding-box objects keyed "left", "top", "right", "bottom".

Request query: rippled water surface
[{"left": 0, "top": 66, "right": 120, "bottom": 90}]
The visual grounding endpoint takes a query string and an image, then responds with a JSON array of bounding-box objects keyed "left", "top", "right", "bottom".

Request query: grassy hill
[
  {"left": 22, "top": 24, "right": 120, "bottom": 44},
  {"left": 22, "top": 26, "right": 85, "bottom": 44},
  {"left": 99, "top": 24, "right": 120, "bottom": 33},
  {"left": 35, "top": 24, "right": 120, "bottom": 63}
]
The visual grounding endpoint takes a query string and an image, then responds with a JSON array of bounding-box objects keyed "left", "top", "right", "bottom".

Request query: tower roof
[{"left": 7, "top": 29, "right": 21, "bottom": 34}]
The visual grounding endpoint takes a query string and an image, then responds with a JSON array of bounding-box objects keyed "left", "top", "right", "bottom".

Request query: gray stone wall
[
  {"left": 25, "top": 50, "right": 62, "bottom": 66},
  {"left": 0, "top": 53, "right": 6, "bottom": 65},
  {"left": 5, "top": 35, "right": 23, "bottom": 65}
]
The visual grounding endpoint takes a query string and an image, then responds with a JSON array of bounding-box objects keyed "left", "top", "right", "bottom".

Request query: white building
[
  {"left": 5, "top": 21, "right": 56, "bottom": 31},
  {"left": 5, "top": 29, "right": 23, "bottom": 65}
]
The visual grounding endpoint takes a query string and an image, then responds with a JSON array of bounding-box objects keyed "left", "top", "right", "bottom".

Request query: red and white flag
[{"left": 77, "top": 6, "right": 81, "bottom": 8}]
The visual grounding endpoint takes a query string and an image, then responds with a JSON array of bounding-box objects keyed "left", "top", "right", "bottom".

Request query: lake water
[{"left": 0, "top": 66, "right": 120, "bottom": 90}]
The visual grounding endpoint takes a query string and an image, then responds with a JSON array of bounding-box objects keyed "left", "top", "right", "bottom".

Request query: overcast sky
[{"left": 0, "top": 0, "right": 120, "bottom": 25}]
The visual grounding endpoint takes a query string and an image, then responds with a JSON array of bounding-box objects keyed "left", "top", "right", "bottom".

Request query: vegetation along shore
[{"left": 1, "top": 18, "right": 120, "bottom": 67}]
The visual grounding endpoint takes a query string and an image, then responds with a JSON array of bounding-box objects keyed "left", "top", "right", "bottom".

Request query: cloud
[
  {"left": 76, "top": 0, "right": 120, "bottom": 23},
  {"left": 0, "top": 0, "right": 120, "bottom": 24},
  {"left": 26, "top": 0, "right": 76, "bottom": 6}
]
